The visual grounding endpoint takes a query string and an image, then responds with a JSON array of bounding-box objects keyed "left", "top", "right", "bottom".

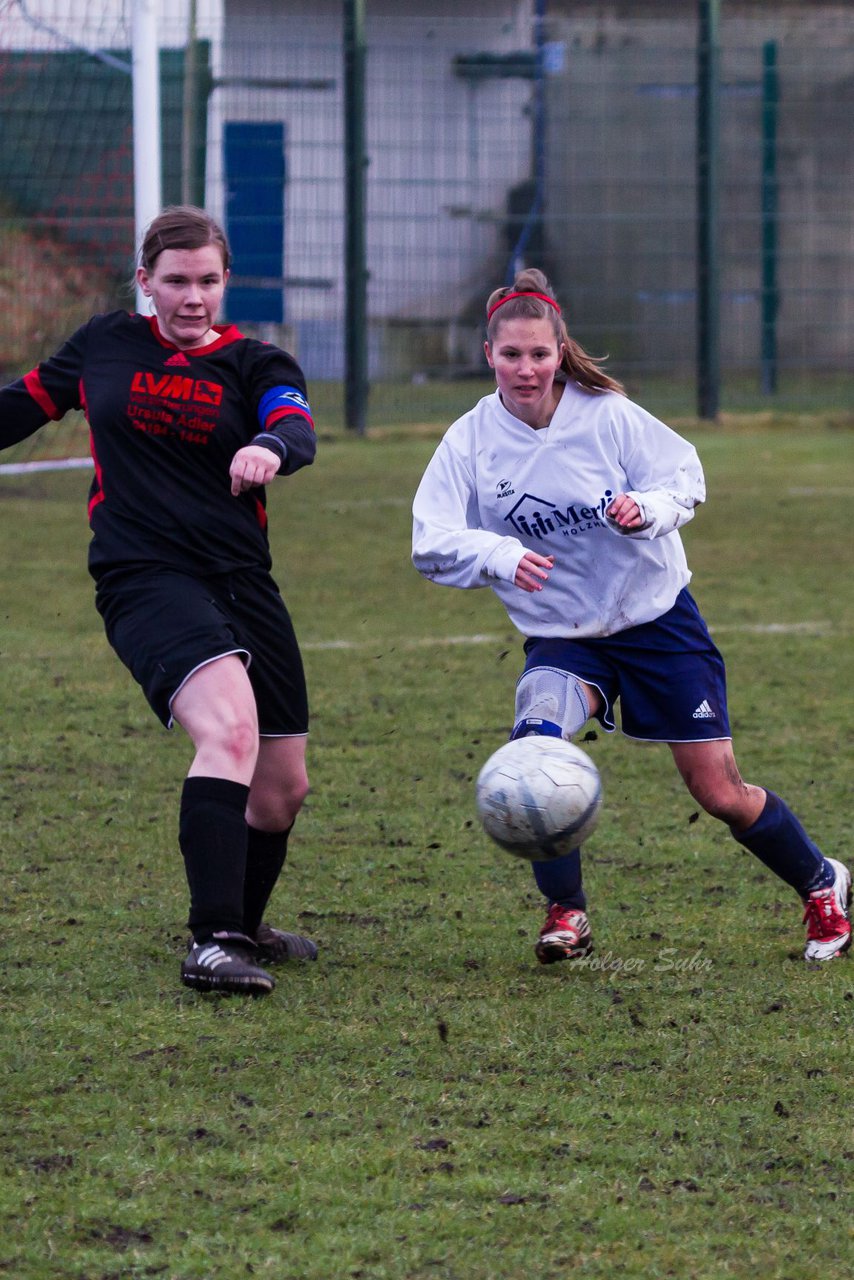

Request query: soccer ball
[{"left": 475, "top": 737, "right": 602, "bottom": 861}]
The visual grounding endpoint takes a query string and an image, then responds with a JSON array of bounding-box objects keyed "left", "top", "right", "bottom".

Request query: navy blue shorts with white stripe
[{"left": 521, "top": 588, "right": 731, "bottom": 743}]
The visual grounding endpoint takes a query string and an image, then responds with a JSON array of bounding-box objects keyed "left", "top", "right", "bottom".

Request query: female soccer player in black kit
[{"left": 0, "top": 205, "right": 318, "bottom": 995}]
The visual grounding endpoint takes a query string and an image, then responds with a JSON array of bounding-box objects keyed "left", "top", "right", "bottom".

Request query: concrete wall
[
  {"left": 215, "top": 0, "right": 537, "bottom": 373},
  {"left": 542, "top": 6, "right": 854, "bottom": 370}
]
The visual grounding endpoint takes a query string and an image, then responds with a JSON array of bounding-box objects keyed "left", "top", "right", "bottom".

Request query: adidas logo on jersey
[
  {"left": 164, "top": 351, "right": 191, "bottom": 367},
  {"left": 692, "top": 699, "right": 716, "bottom": 720}
]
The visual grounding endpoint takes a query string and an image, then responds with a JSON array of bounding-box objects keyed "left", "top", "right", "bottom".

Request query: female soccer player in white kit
[{"left": 412, "top": 268, "right": 850, "bottom": 965}]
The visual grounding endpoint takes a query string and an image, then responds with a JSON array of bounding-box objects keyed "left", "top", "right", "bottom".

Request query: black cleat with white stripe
[{"left": 181, "top": 931, "right": 275, "bottom": 995}]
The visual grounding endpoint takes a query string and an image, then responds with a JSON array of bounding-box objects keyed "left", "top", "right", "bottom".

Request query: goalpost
[
  {"left": 133, "top": 0, "right": 164, "bottom": 316},
  {"left": 0, "top": 0, "right": 164, "bottom": 475}
]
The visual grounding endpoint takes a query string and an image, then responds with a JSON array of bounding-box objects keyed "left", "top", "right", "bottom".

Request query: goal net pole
[
  {"left": 132, "top": 0, "right": 163, "bottom": 314},
  {"left": 0, "top": 2, "right": 164, "bottom": 476}
]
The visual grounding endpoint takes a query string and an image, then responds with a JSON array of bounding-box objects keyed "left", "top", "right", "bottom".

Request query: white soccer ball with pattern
[{"left": 475, "top": 737, "right": 602, "bottom": 861}]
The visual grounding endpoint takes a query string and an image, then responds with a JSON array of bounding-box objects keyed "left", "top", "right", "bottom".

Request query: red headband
[{"left": 487, "top": 290, "right": 562, "bottom": 321}]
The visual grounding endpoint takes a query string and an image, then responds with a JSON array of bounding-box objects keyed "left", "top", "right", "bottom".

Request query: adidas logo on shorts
[{"left": 692, "top": 699, "right": 716, "bottom": 720}]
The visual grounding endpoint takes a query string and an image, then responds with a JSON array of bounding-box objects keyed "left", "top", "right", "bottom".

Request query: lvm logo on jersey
[
  {"left": 127, "top": 371, "right": 226, "bottom": 443},
  {"left": 505, "top": 490, "right": 615, "bottom": 540},
  {"left": 130, "top": 372, "right": 224, "bottom": 407}
]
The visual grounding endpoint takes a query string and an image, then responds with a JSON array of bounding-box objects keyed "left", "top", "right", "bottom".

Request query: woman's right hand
[{"left": 514, "top": 550, "right": 554, "bottom": 593}]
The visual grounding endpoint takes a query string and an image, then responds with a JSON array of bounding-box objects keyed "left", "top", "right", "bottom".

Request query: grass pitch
[{"left": 0, "top": 421, "right": 852, "bottom": 1279}]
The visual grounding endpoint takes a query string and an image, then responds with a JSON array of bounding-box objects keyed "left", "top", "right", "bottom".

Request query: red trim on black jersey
[
  {"left": 146, "top": 316, "right": 245, "bottom": 356},
  {"left": 88, "top": 432, "right": 106, "bottom": 518},
  {"left": 264, "top": 405, "right": 315, "bottom": 430},
  {"left": 23, "top": 368, "right": 61, "bottom": 419}
]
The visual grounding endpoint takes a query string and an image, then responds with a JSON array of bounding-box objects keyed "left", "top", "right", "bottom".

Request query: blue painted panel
[{"left": 224, "top": 121, "right": 285, "bottom": 323}]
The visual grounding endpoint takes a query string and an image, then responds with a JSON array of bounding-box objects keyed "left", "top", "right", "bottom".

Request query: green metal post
[
  {"left": 344, "top": 0, "right": 368, "bottom": 434},
  {"left": 760, "top": 40, "right": 779, "bottom": 395},
  {"left": 181, "top": 0, "right": 199, "bottom": 205},
  {"left": 696, "top": 0, "right": 720, "bottom": 421}
]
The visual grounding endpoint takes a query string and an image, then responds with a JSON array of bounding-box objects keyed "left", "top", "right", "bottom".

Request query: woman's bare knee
[
  {"left": 218, "top": 715, "right": 261, "bottom": 772},
  {"left": 670, "top": 741, "right": 764, "bottom": 828},
  {"left": 249, "top": 782, "right": 308, "bottom": 832},
  {"left": 692, "top": 783, "right": 749, "bottom": 824},
  {"left": 248, "top": 742, "right": 310, "bottom": 831},
  {"left": 172, "top": 655, "right": 260, "bottom": 780}
]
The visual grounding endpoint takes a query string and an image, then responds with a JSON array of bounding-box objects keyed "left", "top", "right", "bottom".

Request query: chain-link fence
[{"left": 1, "top": 0, "right": 852, "bottom": 443}]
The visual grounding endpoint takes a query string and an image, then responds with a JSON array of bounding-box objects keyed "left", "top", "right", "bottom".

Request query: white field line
[
  {"left": 2, "top": 465, "right": 849, "bottom": 498},
  {"left": 0, "top": 457, "right": 94, "bottom": 475},
  {"left": 0, "top": 458, "right": 416, "bottom": 496},
  {"left": 303, "top": 621, "right": 836, "bottom": 651},
  {"left": 322, "top": 496, "right": 412, "bottom": 509},
  {"left": 711, "top": 621, "right": 833, "bottom": 634},
  {"left": 304, "top": 633, "right": 506, "bottom": 651},
  {"left": 788, "top": 487, "right": 854, "bottom": 497},
  {"left": 0, "top": 465, "right": 844, "bottom": 645}
]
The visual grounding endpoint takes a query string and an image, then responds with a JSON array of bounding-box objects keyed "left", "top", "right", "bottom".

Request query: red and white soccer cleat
[
  {"left": 803, "top": 858, "right": 852, "bottom": 962},
  {"left": 535, "top": 903, "right": 593, "bottom": 964}
]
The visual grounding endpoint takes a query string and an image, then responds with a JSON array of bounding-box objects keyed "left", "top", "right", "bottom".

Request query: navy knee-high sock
[
  {"left": 242, "top": 825, "right": 292, "bottom": 939},
  {"left": 532, "top": 849, "right": 586, "bottom": 911},
  {"left": 514, "top": 723, "right": 586, "bottom": 910},
  {"left": 179, "top": 776, "right": 250, "bottom": 942},
  {"left": 730, "top": 789, "right": 832, "bottom": 897}
]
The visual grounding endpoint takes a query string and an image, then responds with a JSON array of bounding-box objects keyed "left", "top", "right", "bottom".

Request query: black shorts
[{"left": 95, "top": 566, "right": 308, "bottom": 735}]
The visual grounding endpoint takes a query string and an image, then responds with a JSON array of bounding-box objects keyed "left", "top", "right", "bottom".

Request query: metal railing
[{"left": 1, "top": 2, "right": 852, "bottom": 438}]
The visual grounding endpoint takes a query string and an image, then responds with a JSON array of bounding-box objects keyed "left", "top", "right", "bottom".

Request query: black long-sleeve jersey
[{"left": 0, "top": 311, "right": 316, "bottom": 578}]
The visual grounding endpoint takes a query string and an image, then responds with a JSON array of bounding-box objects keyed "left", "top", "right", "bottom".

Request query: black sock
[
  {"left": 242, "top": 825, "right": 292, "bottom": 939},
  {"left": 179, "top": 776, "right": 251, "bottom": 943}
]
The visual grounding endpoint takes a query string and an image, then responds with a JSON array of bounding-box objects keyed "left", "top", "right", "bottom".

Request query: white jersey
[{"left": 411, "top": 381, "right": 705, "bottom": 639}]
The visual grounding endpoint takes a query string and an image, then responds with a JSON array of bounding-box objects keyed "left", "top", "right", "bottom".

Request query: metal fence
[{"left": 1, "top": 1, "right": 852, "bottom": 433}]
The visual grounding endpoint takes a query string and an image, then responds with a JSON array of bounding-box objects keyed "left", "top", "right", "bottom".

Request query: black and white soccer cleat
[
  {"left": 253, "top": 921, "right": 318, "bottom": 964},
  {"left": 181, "top": 931, "right": 275, "bottom": 995}
]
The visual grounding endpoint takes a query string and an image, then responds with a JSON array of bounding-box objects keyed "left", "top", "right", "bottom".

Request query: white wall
[{"left": 215, "top": 0, "right": 538, "bottom": 340}]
